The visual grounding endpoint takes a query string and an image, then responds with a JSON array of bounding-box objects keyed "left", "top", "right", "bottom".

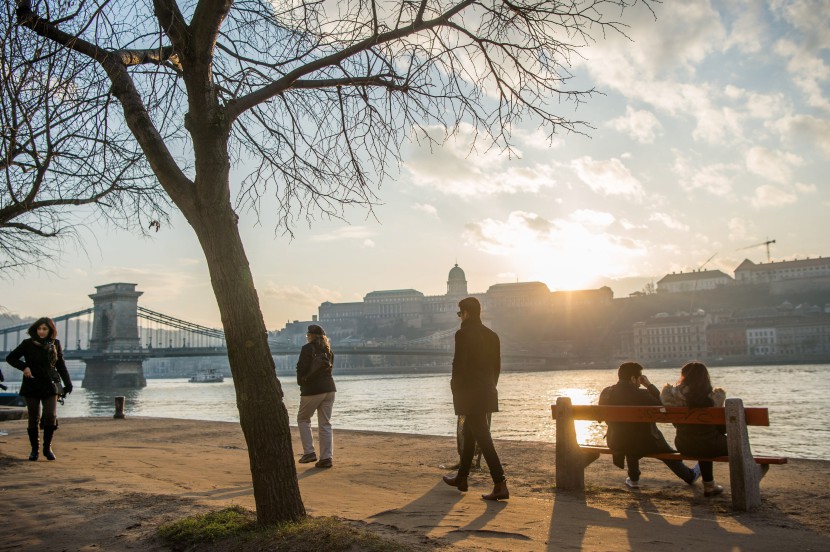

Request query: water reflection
[
  {"left": 84, "top": 388, "right": 144, "bottom": 417},
  {"left": 50, "top": 364, "right": 830, "bottom": 460}
]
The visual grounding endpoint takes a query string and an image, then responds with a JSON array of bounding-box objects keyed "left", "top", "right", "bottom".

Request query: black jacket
[
  {"left": 6, "top": 338, "right": 72, "bottom": 398},
  {"left": 296, "top": 342, "right": 336, "bottom": 397},
  {"left": 598, "top": 380, "right": 673, "bottom": 457},
  {"left": 451, "top": 318, "right": 500, "bottom": 415}
]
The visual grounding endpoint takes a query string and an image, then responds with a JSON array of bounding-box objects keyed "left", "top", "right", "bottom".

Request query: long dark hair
[
  {"left": 679, "top": 361, "right": 714, "bottom": 407},
  {"left": 27, "top": 317, "right": 57, "bottom": 340}
]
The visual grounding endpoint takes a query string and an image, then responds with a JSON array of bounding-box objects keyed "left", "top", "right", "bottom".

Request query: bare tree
[
  {"left": 0, "top": 4, "right": 168, "bottom": 275},
  {"left": 15, "top": 0, "right": 651, "bottom": 523}
]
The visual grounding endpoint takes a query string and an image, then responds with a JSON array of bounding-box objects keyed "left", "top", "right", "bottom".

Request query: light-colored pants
[{"left": 297, "top": 392, "right": 335, "bottom": 460}]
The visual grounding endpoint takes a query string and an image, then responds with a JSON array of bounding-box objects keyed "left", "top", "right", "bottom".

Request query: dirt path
[{"left": 1, "top": 417, "right": 828, "bottom": 551}]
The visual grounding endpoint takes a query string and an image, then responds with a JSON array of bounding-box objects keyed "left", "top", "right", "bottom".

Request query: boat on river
[
  {"left": 188, "top": 369, "right": 224, "bottom": 383},
  {"left": 0, "top": 392, "right": 25, "bottom": 406}
]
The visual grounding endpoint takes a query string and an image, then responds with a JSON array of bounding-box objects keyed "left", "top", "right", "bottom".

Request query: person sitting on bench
[
  {"left": 661, "top": 361, "right": 726, "bottom": 497},
  {"left": 599, "top": 362, "right": 701, "bottom": 489}
]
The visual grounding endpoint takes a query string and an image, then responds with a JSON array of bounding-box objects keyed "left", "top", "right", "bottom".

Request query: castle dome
[{"left": 447, "top": 263, "right": 468, "bottom": 296}]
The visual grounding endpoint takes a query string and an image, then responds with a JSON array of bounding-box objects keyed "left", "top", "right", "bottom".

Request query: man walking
[
  {"left": 599, "top": 361, "right": 700, "bottom": 488},
  {"left": 442, "top": 297, "right": 508, "bottom": 501}
]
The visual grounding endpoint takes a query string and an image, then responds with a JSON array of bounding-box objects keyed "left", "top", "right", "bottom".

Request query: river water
[{"left": 41, "top": 364, "right": 830, "bottom": 460}]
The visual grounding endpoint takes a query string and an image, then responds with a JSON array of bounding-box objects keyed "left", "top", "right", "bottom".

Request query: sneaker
[
  {"left": 315, "top": 458, "right": 333, "bottom": 469},
  {"left": 625, "top": 477, "right": 640, "bottom": 489},
  {"left": 704, "top": 482, "right": 724, "bottom": 497},
  {"left": 298, "top": 453, "right": 317, "bottom": 464},
  {"left": 688, "top": 463, "right": 702, "bottom": 485}
]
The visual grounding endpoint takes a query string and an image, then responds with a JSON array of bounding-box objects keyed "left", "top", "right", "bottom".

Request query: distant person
[
  {"left": 295, "top": 324, "right": 336, "bottom": 468},
  {"left": 661, "top": 361, "right": 727, "bottom": 497},
  {"left": 598, "top": 361, "right": 700, "bottom": 489},
  {"left": 5, "top": 317, "right": 73, "bottom": 461},
  {"left": 442, "top": 297, "right": 508, "bottom": 501}
]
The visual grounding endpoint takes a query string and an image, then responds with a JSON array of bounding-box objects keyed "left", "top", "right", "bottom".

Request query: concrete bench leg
[
  {"left": 555, "top": 397, "right": 599, "bottom": 490},
  {"left": 726, "top": 398, "right": 764, "bottom": 511}
]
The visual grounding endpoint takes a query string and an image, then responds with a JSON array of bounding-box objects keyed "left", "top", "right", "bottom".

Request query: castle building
[
  {"left": 656, "top": 270, "right": 733, "bottom": 293},
  {"left": 314, "top": 264, "right": 613, "bottom": 342}
]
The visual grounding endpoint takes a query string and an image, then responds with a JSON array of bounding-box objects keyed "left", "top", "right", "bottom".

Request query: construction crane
[{"left": 737, "top": 239, "right": 776, "bottom": 262}]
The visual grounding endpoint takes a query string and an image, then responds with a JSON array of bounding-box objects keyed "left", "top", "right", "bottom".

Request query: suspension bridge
[{"left": 1, "top": 283, "right": 558, "bottom": 388}]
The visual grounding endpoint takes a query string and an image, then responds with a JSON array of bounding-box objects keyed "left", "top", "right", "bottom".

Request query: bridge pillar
[{"left": 82, "top": 283, "right": 147, "bottom": 389}]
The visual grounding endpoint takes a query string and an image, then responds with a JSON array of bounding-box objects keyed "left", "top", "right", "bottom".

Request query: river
[{"left": 32, "top": 363, "right": 830, "bottom": 460}]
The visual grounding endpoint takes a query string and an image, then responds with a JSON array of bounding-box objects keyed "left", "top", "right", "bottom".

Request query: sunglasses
[{"left": 457, "top": 311, "right": 463, "bottom": 317}]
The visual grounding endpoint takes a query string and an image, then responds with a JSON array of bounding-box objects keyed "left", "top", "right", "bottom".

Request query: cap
[{"left": 307, "top": 324, "right": 326, "bottom": 336}]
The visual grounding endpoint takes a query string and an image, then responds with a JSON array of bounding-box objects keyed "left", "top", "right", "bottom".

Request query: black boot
[
  {"left": 42, "top": 427, "right": 56, "bottom": 461},
  {"left": 442, "top": 472, "right": 468, "bottom": 492},
  {"left": 482, "top": 480, "right": 509, "bottom": 501},
  {"left": 27, "top": 428, "right": 39, "bottom": 461}
]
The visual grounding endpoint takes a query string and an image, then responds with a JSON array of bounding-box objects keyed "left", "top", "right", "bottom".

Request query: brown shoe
[
  {"left": 482, "top": 480, "right": 509, "bottom": 501},
  {"left": 442, "top": 473, "right": 468, "bottom": 492}
]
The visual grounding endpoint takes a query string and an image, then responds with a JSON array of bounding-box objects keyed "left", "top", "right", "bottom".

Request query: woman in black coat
[
  {"left": 5, "top": 317, "right": 73, "bottom": 461},
  {"left": 295, "top": 324, "right": 336, "bottom": 468}
]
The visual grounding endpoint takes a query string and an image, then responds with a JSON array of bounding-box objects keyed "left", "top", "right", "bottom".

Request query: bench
[{"left": 551, "top": 396, "right": 788, "bottom": 511}]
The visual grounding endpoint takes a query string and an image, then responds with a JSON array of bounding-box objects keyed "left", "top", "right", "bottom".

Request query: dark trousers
[
  {"left": 25, "top": 395, "right": 58, "bottom": 430},
  {"left": 626, "top": 455, "right": 693, "bottom": 483},
  {"left": 698, "top": 461, "right": 714, "bottom": 482},
  {"left": 458, "top": 411, "right": 505, "bottom": 483}
]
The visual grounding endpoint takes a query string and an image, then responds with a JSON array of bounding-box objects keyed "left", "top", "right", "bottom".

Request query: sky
[{"left": 1, "top": 0, "right": 829, "bottom": 330}]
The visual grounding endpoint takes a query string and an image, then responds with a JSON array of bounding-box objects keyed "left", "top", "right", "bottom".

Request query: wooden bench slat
[
  {"left": 551, "top": 404, "right": 770, "bottom": 426},
  {"left": 577, "top": 445, "right": 788, "bottom": 465}
]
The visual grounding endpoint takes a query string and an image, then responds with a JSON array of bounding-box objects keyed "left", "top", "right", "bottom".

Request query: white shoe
[
  {"left": 625, "top": 477, "right": 640, "bottom": 489},
  {"left": 704, "top": 481, "right": 724, "bottom": 497}
]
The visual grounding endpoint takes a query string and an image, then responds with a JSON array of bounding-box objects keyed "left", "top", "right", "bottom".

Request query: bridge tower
[{"left": 82, "top": 283, "right": 147, "bottom": 388}]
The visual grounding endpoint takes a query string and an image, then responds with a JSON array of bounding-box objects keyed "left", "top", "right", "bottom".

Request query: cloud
[
  {"left": 363, "top": 239, "right": 375, "bottom": 248},
  {"left": 569, "top": 156, "right": 646, "bottom": 199},
  {"left": 263, "top": 283, "right": 341, "bottom": 308},
  {"left": 94, "top": 266, "right": 200, "bottom": 305},
  {"left": 405, "top": 124, "right": 558, "bottom": 197},
  {"left": 412, "top": 203, "right": 438, "bottom": 217},
  {"left": 462, "top": 210, "right": 650, "bottom": 288},
  {"left": 770, "top": 1, "right": 830, "bottom": 112},
  {"left": 511, "top": 127, "right": 565, "bottom": 150},
  {"left": 728, "top": 217, "right": 754, "bottom": 242},
  {"left": 309, "top": 226, "right": 375, "bottom": 242},
  {"left": 649, "top": 213, "right": 689, "bottom": 231},
  {"left": 724, "top": 85, "right": 789, "bottom": 120},
  {"left": 569, "top": 209, "right": 616, "bottom": 227},
  {"left": 607, "top": 106, "right": 663, "bottom": 143},
  {"left": 751, "top": 184, "right": 799, "bottom": 208},
  {"left": 772, "top": 114, "right": 830, "bottom": 155},
  {"left": 745, "top": 146, "right": 803, "bottom": 183},
  {"left": 672, "top": 152, "right": 738, "bottom": 196}
]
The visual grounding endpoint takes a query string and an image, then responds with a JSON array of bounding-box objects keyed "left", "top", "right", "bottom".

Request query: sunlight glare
[{"left": 558, "top": 387, "right": 606, "bottom": 446}]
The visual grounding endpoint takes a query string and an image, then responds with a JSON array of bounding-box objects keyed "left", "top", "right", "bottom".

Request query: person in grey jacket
[
  {"left": 5, "top": 317, "right": 73, "bottom": 461},
  {"left": 295, "top": 324, "right": 336, "bottom": 468},
  {"left": 442, "top": 297, "right": 508, "bottom": 501}
]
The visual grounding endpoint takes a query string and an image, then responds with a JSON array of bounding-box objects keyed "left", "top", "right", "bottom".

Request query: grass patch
[
  {"left": 158, "top": 505, "right": 256, "bottom": 543},
  {"left": 158, "top": 507, "right": 418, "bottom": 551}
]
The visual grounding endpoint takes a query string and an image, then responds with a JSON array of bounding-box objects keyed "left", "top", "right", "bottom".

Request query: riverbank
[{"left": 1, "top": 417, "right": 829, "bottom": 551}]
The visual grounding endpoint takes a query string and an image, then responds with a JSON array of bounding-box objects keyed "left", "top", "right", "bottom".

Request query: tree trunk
[{"left": 188, "top": 189, "right": 306, "bottom": 524}]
